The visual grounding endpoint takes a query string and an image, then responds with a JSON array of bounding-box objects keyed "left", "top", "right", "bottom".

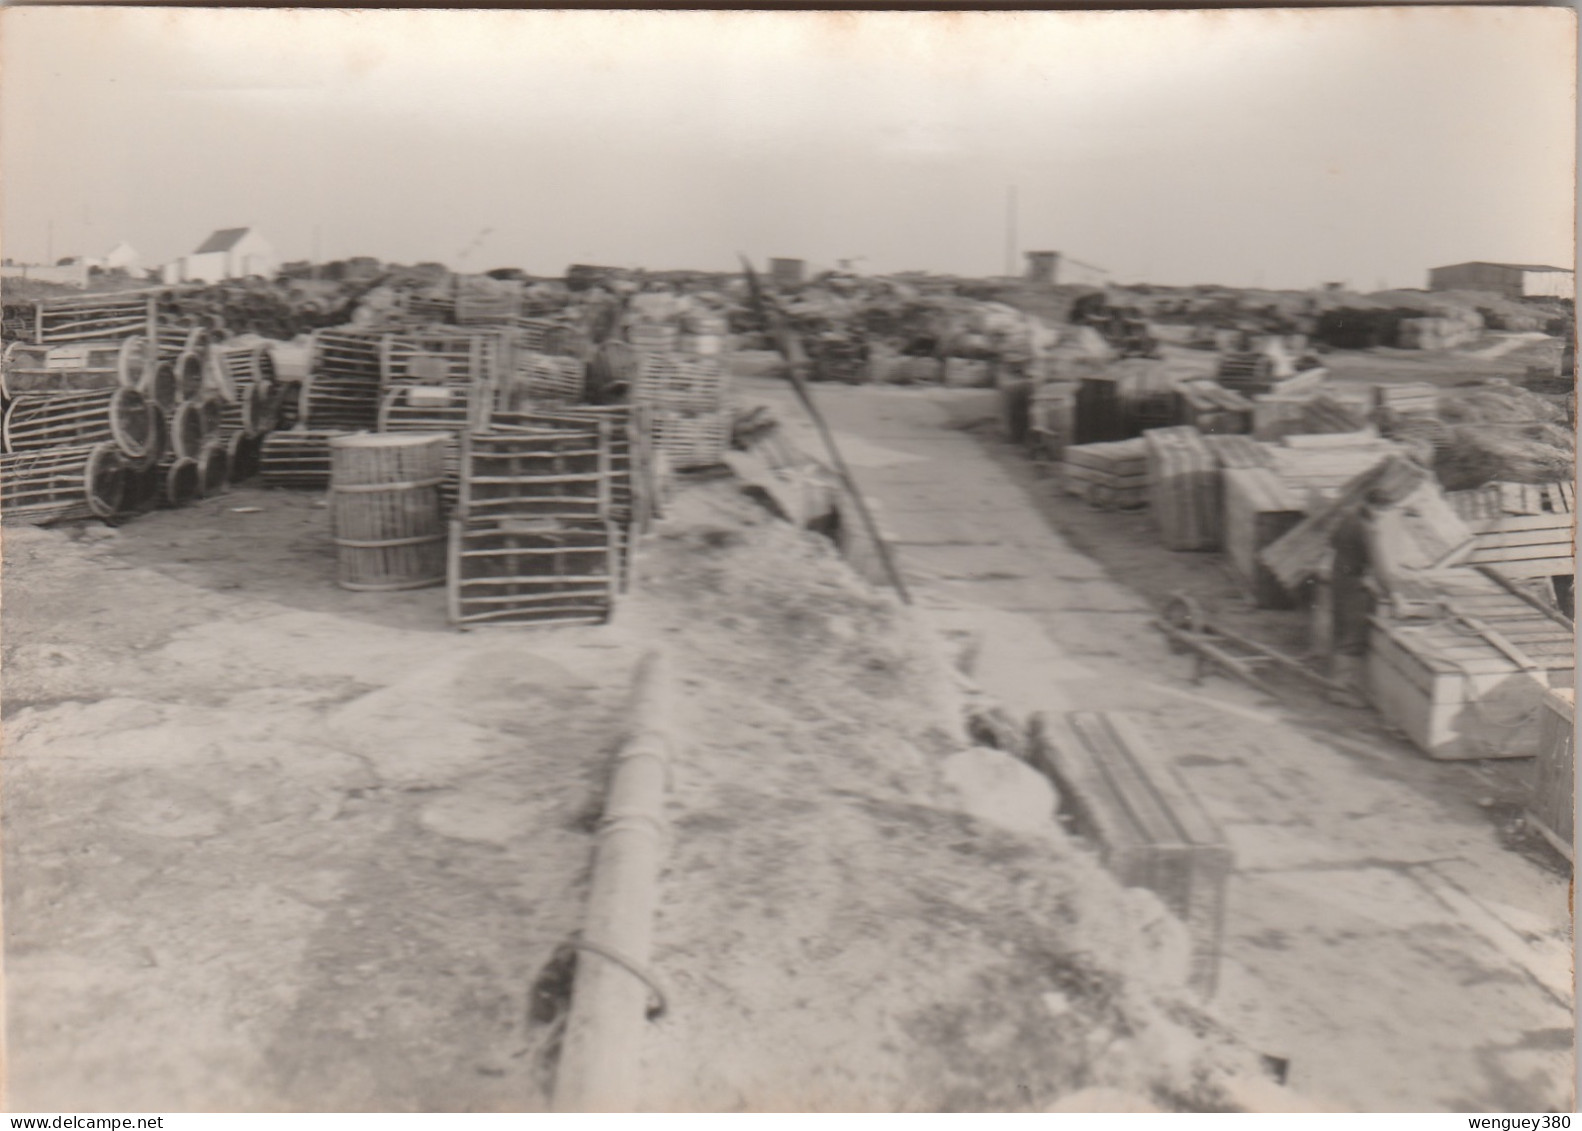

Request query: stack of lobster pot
[
  {"left": 627, "top": 317, "right": 732, "bottom": 471},
  {"left": 0, "top": 380, "right": 160, "bottom": 524},
  {"left": 503, "top": 316, "right": 588, "bottom": 409},
  {"left": 211, "top": 339, "right": 286, "bottom": 484}
]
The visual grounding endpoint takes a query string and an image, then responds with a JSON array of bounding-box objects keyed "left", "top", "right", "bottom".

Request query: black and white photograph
[{"left": 0, "top": 5, "right": 1575, "bottom": 1115}]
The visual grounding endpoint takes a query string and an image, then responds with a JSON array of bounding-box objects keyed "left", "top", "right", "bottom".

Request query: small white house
[
  {"left": 103, "top": 241, "right": 140, "bottom": 273},
  {"left": 161, "top": 228, "right": 277, "bottom": 284}
]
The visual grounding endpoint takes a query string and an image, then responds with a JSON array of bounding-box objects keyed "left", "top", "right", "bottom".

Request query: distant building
[
  {"left": 161, "top": 227, "right": 277, "bottom": 284},
  {"left": 1024, "top": 251, "right": 1110, "bottom": 288},
  {"left": 1427, "top": 261, "right": 1574, "bottom": 302}
]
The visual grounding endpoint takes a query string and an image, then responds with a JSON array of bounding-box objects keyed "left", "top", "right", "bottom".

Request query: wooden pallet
[
  {"left": 1030, "top": 710, "right": 1232, "bottom": 998},
  {"left": 447, "top": 517, "right": 616, "bottom": 628},
  {"left": 1145, "top": 426, "right": 1219, "bottom": 551}
]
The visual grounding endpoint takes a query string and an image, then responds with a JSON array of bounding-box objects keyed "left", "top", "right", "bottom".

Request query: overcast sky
[{"left": 2, "top": 7, "right": 1574, "bottom": 289}]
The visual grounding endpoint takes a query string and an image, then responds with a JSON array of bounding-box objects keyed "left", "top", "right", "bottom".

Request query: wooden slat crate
[
  {"left": 1222, "top": 467, "right": 1306, "bottom": 609},
  {"left": 649, "top": 407, "right": 730, "bottom": 471},
  {"left": 1145, "top": 426, "right": 1219, "bottom": 551},
  {"left": 1176, "top": 381, "right": 1253, "bottom": 435},
  {"left": 1030, "top": 710, "right": 1232, "bottom": 998},
  {"left": 1062, "top": 437, "right": 1149, "bottom": 510},
  {"left": 447, "top": 517, "right": 616, "bottom": 628},
  {"left": 632, "top": 352, "right": 728, "bottom": 412},
  {"left": 1529, "top": 688, "right": 1574, "bottom": 861},
  {"left": 259, "top": 430, "right": 348, "bottom": 489},
  {"left": 1367, "top": 569, "right": 1575, "bottom": 760},
  {"left": 35, "top": 293, "right": 156, "bottom": 344},
  {"left": 459, "top": 425, "right": 611, "bottom": 524},
  {"left": 379, "top": 330, "right": 502, "bottom": 389}
]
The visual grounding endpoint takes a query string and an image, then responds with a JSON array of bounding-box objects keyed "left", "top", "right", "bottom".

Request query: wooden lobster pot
[
  {"left": 508, "top": 352, "right": 587, "bottom": 407},
  {"left": 625, "top": 321, "right": 679, "bottom": 355},
  {"left": 3, "top": 386, "right": 153, "bottom": 461},
  {"left": 648, "top": 408, "right": 729, "bottom": 472},
  {"left": 1, "top": 337, "right": 145, "bottom": 397},
  {"left": 1529, "top": 688, "right": 1575, "bottom": 860},
  {"left": 329, "top": 432, "right": 449, "bottom": 591},
  {"left": 491, "top": 405, "right": 648, "bottom": 540},
  {"left": 1144, "top": 426, "right": 1219, "bottom": 551},
  {"left": 174, "top": 349, "right": 206, "bottom": 403},
  {"left": 1031, "top": 711, "right": 1232, "bottom": 998},
  {"left": 223, "top": 431, "right": 262, "bottom": 484},
  {"left": 259, "top": 430, "right": 346, "bottom": 489},
  {"left": 1221, "top": 467, "right": 1305, "bottom": 609},
  {"left": 35, "top": 292, "right": 155, "bottom": 344},
  {"left": 1367, "top": 575, "right": 1575, "bottom": 760},
  {"left": 168, "top": 399, "right": 208, "bottom": 459},
  {"left": 153, "top": 455, "right": 201, "bottom": 508},
  {"left": 196, "top": 439, "right": 230, "bottom": 497},
  {"left": 460, "top": 426, "right": 611, "bottom": 522},
  {"left": 632, "top": 352, "right": 725, "bottom": 413},
  {"left": 125, "top": 401, "right": 167, "bottom": 473},
  {"left": 0, "top": 443, "right": 125, "bottom": 525},
  {"left": 447, "top": 516, "right": 616, "bottom": 628}
]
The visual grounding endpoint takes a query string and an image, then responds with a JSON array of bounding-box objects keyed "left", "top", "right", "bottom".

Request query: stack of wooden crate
[
  {"left": 1061, "top": 437, "right": 1149, "bottom": 509},
  {"left": 1445, "top": 482, "right": 1575, "bottom": 589},
  {"left": 1367, "top": 568, "right": 1574, "bottom": 760},
  {"left": 447, "top": 422, "right": 619, "bottom": 629}
]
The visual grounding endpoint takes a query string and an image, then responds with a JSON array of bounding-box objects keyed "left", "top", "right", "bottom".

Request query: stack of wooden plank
[
  {"left": 449, "top": 423, "right": 618, "bottom": 628},
  {"left": 1062, "top": 437, "right": 1149, "bottom": 510},
  {"left": 1030, "top": 711, "right": 1232, "bottom": 998},
  {"left": 1367, "top": 568, "right": 1574, "bottom": 760},
  {"left": 1144, "top": 426, "right": 1219, "bottom": 550},
  {"left": 1176, "top": 381, "right": 1253, "bottom": 435},
  {"left": 1222, "top": 467, "right": 1307, "bottom": 608}
]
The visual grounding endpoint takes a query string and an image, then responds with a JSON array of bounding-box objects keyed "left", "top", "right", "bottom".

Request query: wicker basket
[{"left": 329, "top": 433, "right": 449, "bottom": 591}]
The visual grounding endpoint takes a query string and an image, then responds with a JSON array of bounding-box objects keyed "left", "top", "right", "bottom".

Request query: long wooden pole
[
  {"left": 552, "top": 649, "right": 674, "bottom": 1113},
  {"left": 738, "top": 257, "right": 911, "bottom": 605}
]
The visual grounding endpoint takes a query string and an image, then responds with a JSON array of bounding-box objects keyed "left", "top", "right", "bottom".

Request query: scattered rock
[{"left": 940, "top": 745, "right": 1060, "bottom": 839}]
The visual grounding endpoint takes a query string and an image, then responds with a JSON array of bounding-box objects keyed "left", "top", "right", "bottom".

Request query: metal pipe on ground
[{"left": 552, "top": 649, "right": 674, "bottom": 1113}]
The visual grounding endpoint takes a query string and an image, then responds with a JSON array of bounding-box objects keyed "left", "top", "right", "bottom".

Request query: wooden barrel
[
  {"left": 260, "top": 429, "right": 343, "bottom": 489},
  {"left": 154, "top": 455, "right": 201, "bottom": 508},
  {"left": 169, "top": 399, "right": 206, "bottom": 459},
  {"left": 1, "top": 336, "right": 145, "bottom": 398},
  {"left": 3, "top": 386, "right": 152, "bottom": 459},
  {"left": 196, "top": 439, "right": 229, "bottom": 496},
  {"left": 329, "top": 432, "right": 449, "bottom": 591},
  {"left": 1, "top": 442, "right": 125, "bottom": 524}
]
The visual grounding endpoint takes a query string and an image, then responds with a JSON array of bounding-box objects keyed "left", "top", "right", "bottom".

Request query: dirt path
[{"left": 740, "top": 377, "right": 1574, "bottom": 1113}]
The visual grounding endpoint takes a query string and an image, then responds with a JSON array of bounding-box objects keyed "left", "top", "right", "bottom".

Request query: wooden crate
[
  {"left": 447, "top": 517, "right": 616, "bottom": 628},
  {"left": 1529, "top": 688, "right": 1574, "bottom": 861},
  {"left": 1201, "top": 433, "right": 1275, "bottom": 472},
  {"left": 1252, "top": 392, "right": 1317, "bottom": 441},
  {"left": 1144, "top": 426, "right": 1219, "bottom": 551},
  {"left": 1062, "top": 437, "right": 1148, "bottom": 510},
  {"left": 1176, "top": 381, "right": 1253, "bottom": 435},
  {"left": 1030, "top": 711, "right": 1232, "bottom": 998},
  {"left": 1367, "top": 571, "right": 1575, "bottom": 760},
  {"left": 1221, "top": 467, "right": 1305, "bottom": 608}
]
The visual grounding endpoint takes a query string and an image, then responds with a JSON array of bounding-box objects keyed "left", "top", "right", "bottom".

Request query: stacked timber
[
  {"left": 1030, "top": 711, "right": 1232, "bottom": 998},
  {"left": 1062, "top": 437, "right": 1149, "bottom": 510},
  {"left": 1530, "top": 688, "right": 1574, "bottom": 861},
  {"left": 1221, "top": 468, "right": 1306, "bottom": 608},
  {"left": 259, "top": 430, "right": 347, "bottom": 489},
  {"left": 1176, "top": 381, "right": 1253, "bottom": 435},
  {"left": 0, "top": 443, "right": 126, "bottom": 525},
  {"left": 1144, "top": 426, "right": 1220, "bottom": 551},
  {"left": 1367, "top": 567, "right": 1573, "bottom": 760}
]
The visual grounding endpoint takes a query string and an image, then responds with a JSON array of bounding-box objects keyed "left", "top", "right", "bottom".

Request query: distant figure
[{"left": 1328, "top": 486, "right": 1404, "bottom": 685}]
